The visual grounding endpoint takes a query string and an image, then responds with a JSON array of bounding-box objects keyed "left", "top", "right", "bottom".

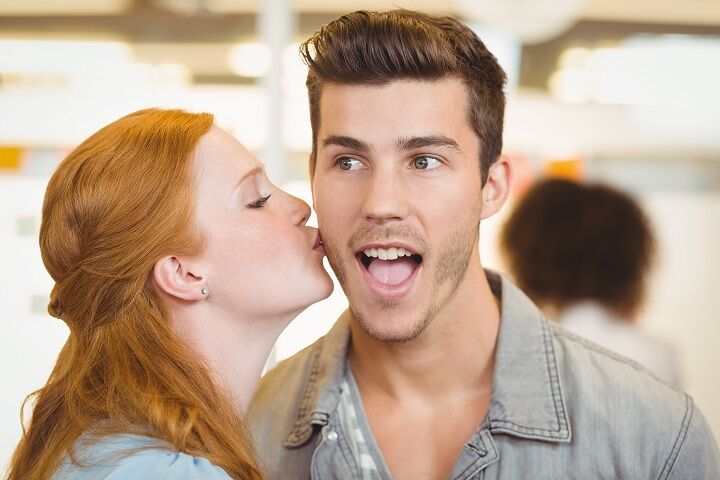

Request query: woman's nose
[{"left": 287, "top": 193, "right": 311, "bottom": 226}]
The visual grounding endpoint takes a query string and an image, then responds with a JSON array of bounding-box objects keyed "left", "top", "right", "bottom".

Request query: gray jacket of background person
[{"left": 247, "top": 271, "right": 720, "bottom": 479}]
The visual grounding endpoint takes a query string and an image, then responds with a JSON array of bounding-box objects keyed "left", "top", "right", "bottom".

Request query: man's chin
[{"left": 351, "top": 306, "right": 434, "bottom": 344}]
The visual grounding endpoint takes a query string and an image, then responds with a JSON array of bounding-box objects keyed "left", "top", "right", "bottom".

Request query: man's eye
[
  {"left": 413, "top": 156, "right": 441, "bottom": 170},
  {"left": 337, "top": 157, "right": 363, "bottom": 171}
]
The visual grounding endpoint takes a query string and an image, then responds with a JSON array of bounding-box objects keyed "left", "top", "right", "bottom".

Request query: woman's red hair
[{"left": 7, "top": 109, "right": 263, "bottom": 480}]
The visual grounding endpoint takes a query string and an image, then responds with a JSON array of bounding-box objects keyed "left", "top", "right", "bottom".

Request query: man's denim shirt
[{"left": 247, "top": 272, "right": 720, "bottom": 479}]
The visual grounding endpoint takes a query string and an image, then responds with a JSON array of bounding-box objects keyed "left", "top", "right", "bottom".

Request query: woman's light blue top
[{"left": 53, "top": 434, "right": 232, "bottom": 479}]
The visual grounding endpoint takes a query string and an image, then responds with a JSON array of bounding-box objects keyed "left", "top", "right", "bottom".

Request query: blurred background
[{"left": 1, "top": 0, "right": 719, "bottom": 468}]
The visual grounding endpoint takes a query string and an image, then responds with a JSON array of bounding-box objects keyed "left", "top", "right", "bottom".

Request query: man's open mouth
[{"left": 357, "top": 246, "right": 423, "bottom": 286}]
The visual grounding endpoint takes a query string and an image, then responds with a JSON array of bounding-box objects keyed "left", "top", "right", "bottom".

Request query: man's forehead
[
  {"left": 320, "top": 79, "right": 465, "bottom": 110},
  {"left": 317, "top": 78, "right": 469, "bottom": 127}
]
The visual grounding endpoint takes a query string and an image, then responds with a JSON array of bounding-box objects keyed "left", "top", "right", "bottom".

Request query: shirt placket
[
  {"left": 448, "top": 429, "right": 500, "bottom": 480},
  {"left": 311, "top": 419, "right": 362, "bottom": 480}
]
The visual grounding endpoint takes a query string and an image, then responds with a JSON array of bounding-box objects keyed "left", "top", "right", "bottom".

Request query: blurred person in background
[
  {"left": 6, "top": 108, "right": 333, "bottom": 480},
  {"left": 500, "top": 178, "right": 682, "bottom": 388},
  {"left": 247, "top": 9, "right": 719, "bottom": 480}
]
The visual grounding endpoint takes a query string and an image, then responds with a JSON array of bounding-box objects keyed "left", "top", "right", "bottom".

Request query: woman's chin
[
  {"left": 295, "top": 274, "right": 335, "bottom": 315},
  {"left": 300, "top": 277, "right": 335, "bottom": 312},
  {"left": 320, "top": 273, "right": 335, "bottom": 299},
  {"left": 308, "top": 263, "right": 335, "bottom": 301}
]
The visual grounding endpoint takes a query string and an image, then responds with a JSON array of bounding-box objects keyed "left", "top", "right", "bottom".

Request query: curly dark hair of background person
[{"left": 500, "top": 178, "right": 656, "bottom": 317}]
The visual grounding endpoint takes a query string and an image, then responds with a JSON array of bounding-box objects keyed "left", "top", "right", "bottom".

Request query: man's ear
[
  {"left": 481, "top": 155, "right": 513, "bottom": 220},
  {"left": 153, "top": 256, "right": 208, "bottom": 301}
]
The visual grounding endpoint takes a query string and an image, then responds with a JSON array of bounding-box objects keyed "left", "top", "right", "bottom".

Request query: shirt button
[{"left": 326, "top": 430, "right": 338, "bottom": 441}]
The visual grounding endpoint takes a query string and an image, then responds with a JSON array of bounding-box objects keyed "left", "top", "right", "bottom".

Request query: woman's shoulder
[{"left": 54, "top": 433, "right": 232, "bottom": 480}]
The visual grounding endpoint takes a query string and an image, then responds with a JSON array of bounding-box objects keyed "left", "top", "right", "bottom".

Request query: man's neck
[{"left": 348, "top": 257, "right": 500, "bottom": 401}]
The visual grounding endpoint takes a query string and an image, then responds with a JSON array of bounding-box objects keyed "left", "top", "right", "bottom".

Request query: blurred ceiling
[
  {"left": 1, "top": 0, "right": 718, "bottom": 170},
  {"left": 0, "top": 0, "right": 718, "bottom": 91},
  {"left": 1, "top": 0, "right": 720, "bottom": 26}
]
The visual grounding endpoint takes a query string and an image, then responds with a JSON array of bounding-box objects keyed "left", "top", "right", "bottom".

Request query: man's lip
[
  {"left": 354, "top": 254, "right": 421, "bottom": 299},
  {"left": 355, "top": 242, "right": 420, "bottom": 256}
]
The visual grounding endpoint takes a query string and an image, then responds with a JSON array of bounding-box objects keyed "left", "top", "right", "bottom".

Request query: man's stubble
[{"left": 321, "top": 213, "right": 481, "bottom": 343}]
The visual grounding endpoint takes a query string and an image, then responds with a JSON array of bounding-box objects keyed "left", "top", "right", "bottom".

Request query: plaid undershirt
[{"left": 337, "top": 363, "right": 394, "bottom": 479}]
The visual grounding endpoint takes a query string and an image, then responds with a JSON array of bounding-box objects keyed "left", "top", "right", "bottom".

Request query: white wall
[
  {"left": 0, "top": 177, "right": 69, "bottom": 471},
  {"left": 641, "top": 192, "right": 720, "bottom": 440}
]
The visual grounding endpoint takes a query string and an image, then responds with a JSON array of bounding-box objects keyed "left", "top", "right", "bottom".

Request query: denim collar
[{"left": 283, "top": 270, "right": 571, "bottom": 447}]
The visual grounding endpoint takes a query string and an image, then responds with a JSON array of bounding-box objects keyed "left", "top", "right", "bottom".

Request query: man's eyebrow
[
  {"left": 234, "top": 166, "right": 263, "bottom": 191},
  {"left": 396, "top": 135, "right": 463, "bottom": 153},
  {"left": 321, "top": 135, "right": 370, "bottom": 152}
]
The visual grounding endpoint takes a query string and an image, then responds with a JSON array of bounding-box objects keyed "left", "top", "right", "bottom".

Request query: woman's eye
[
  {"left": 337, "top": 157, "right": 363, "bottom": 171},
  {"left": 413, "top": 156, "right": 441, "bottom": 170},
  {"left": 248, "top": 195, "right": 271, "bottom": 208}
]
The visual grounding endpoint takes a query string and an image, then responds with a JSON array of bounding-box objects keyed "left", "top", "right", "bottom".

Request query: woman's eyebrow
[{"left": 234, "top": 166, "right": 264, "bottom": 191}]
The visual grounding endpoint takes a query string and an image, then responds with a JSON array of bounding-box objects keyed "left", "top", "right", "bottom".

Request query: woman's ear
[
  {"left": 153, "top": 256, "right": 208, "bottom": 301},
  {"left": 481, "top": 155, "right": 513, "bottom": 220}
]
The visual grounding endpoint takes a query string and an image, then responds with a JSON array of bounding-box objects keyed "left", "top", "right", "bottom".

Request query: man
[{"left": 247, "top": 9, "right": 719, "bottom": 479}]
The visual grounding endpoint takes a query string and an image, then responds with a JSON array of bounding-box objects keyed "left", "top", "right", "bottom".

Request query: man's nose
[{"left": 361, "top": 171, "right": 410, "bottom": 224}]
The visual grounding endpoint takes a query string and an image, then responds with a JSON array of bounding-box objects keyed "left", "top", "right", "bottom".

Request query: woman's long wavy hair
[{"left": 6, "top": 109, "right": 263, "bottom": 480}]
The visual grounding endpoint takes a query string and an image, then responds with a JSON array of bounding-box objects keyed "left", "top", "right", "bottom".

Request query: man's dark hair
[
  {"left": 500, "top": 179, "right": 656, "bottom": 315},
  {"left": 300, "top": 9, "right": 507, "bottom": 183}
]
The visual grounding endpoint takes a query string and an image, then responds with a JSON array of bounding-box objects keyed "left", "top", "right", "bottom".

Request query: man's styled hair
[
  {"left": 500, "top": 179, "right": 656, "bottom": 316},
  {"left": 300, "top": 9, "right": 507, "bottom": 183}
]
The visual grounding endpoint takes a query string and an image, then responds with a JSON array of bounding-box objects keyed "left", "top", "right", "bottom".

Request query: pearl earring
[{"left": 201, "top": 287, "right": 208, "bottom": 295}]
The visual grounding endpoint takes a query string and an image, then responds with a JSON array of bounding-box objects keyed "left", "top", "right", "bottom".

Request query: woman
[{"left": 6, "top": 108, "right": 334, "bottom": 479}]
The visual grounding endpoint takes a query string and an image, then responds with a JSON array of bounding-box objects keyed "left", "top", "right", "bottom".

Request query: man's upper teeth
[{"left": 363, "top": 247, "right": 411, "bottom": 260}]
